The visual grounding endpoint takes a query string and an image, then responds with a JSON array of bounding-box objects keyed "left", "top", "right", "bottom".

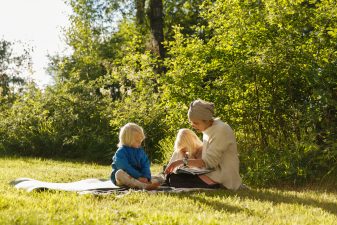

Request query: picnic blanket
[
  {"left": 10, "top": 178, "right": 125, "bottom": 192},
  {"left": 10, "top": 178, "right": 216, "bottom": 195}
]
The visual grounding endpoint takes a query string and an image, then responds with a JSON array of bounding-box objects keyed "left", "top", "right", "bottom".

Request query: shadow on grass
[
  {"left": 177, "top": 188, "right": 337, "bottom": 216},
  {"left": 176, "top": 192, "right": 244, "bottom": 214}
]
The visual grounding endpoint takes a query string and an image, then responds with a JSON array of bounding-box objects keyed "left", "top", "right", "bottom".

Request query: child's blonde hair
[
  {"left": 174, "top": 128, "right": 203, "bottom": 158},
  {"left": 118, "top": 123, "right": 145, "bottom": 147}
]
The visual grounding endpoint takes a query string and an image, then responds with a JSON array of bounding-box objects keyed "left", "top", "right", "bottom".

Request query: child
[
  {"left": 111, "top": 123, "right": 159, "bottom": 190},
  {"left": 167, "top": 128, "right": 203, "bottom": 167}
]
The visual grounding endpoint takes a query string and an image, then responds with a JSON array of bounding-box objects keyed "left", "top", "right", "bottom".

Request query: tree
[
  {"left": 0, "top": 39, "right": 31, "bottom": 98},
  {"left": 162, "top": 0, "right": 337, "bottom": 184}
]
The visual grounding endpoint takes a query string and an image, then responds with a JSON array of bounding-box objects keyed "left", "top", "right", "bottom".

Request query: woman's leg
[
  {"left": 115, "top": 169, "right": 159, "bottom": 190},
  {"left": 167, "top": 173, "right": 221, "bottom": 189}
]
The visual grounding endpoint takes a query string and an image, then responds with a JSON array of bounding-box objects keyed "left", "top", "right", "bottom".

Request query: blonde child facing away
[
  {"left": 110, "top": 123, "right": 159, "bottom": 190},
  {"left": 167, "top": 128, "right": 203, "bottom": 166}
]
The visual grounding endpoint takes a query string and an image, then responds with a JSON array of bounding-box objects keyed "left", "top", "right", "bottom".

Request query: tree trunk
[
  {"left": 147, "top": 0, "right": 165, "bottom": 60},
  {"left": 136, "top": 0, "right": 146, "bottom": 25}
]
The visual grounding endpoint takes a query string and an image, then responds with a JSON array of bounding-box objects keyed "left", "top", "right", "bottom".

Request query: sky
[{"left": 0, "top": 0, "right": 72, "bottom": 88}]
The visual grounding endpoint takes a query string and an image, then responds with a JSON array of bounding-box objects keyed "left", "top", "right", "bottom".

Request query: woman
[{"left": 164, "top": 99, "right": 242, "bottom": 190}]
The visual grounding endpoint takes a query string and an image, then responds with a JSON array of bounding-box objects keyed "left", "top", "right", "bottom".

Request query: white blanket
[
  {"left": 11, "top": 178, "right": 121, "bottom": 192},
  {"left": 10, "top": 177, "right": 217, "bottom": 195}
]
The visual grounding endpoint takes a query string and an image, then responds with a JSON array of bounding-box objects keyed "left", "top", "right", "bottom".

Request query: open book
[{"left": 175, "top": 166, "right": 214, "bottom": 175}]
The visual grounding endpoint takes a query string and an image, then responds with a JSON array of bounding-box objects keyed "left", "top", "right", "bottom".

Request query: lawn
[{"left": 0, "top": 157, "right": 336, "bottom": 225}]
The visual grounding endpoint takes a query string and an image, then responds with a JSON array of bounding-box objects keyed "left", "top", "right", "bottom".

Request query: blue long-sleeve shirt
[{"left": 110, "top": 145, "right": 151, "bottom": 184}]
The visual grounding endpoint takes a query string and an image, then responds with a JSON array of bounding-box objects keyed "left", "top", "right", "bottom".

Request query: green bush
[{"left": 0, "top": 81, "right": 115, "bottom": 163}]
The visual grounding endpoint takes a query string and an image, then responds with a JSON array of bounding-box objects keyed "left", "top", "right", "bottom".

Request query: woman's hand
[
  {"left": 164, "top": 160, "right": 183, "bottom": 174},
  {"left": 164, "top": 158, "right": 206, "bottom": 174}
]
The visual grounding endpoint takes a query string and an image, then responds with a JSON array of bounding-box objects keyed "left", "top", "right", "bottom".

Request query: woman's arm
[
  {"left": 164, "top": 158, "right": 205, "bottom": 174},
  {"left": 202, "top": 125, "right": 236, "bottom": 168}
]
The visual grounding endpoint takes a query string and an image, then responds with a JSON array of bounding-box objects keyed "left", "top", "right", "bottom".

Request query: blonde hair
[
  {"left": 174, "top": 128, "right": 203, "bottom": 158},
  {"left": 118, "top": 123, "right": 145, "bottom": 147}
]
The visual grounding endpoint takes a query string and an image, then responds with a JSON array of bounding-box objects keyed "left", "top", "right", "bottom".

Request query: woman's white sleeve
[{"left": 202, "top": 131, "right": 235, "bottom": 168}]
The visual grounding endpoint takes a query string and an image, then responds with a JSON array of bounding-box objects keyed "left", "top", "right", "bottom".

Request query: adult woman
[{"left": 164, "top": 99, "right": 242, "bottom": 190}]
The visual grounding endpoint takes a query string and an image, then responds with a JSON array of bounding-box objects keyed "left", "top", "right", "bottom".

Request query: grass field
[{"left": 0, "top": 157, "right": 336, "bottom": 225}]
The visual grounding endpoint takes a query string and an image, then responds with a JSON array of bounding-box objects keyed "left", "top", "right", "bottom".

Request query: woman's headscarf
[{"left": 187, "top": 99, "right": 214, "bottom": 121}]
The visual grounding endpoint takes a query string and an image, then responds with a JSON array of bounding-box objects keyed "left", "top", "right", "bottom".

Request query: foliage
[
  {"left": 0, "top": 81, "right": 114, "bottom": 163},
  {"left": 156, "top": 135, "right": 176, "bottom": 164},
  {"left": 0, "top": 32, "right": 168, "bottom": 163},
  {"left": 103, "top": 48, "right": 169, "bottom": 161},
  {"left": 0, "top": 39, "right": 32, "bottom": 100},
  {"left": 162, "top": 0, "right": 337, "bottom": 185},
  {"left": 163, "top": 0, "right": 208, "bottom": 40},
  {"left": 1, "top": 0, "right": 336, "bottom": 187}
]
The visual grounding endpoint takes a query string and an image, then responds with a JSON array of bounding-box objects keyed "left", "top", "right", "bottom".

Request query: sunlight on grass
[{"left": 0, "top": 157, "right": 336, "bottom": 225}]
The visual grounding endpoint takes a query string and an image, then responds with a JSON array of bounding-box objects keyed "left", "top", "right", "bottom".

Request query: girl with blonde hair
[
  {"left": 111, "top": 123, "right": 159, "bottom": 190},
  {"left": 167, "top": 128, "right": 203, "bottom": 165}
]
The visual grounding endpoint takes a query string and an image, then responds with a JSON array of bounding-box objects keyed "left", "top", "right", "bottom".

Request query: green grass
[{"left": 0, "top": 157, "right": 336, "bottom": 225}]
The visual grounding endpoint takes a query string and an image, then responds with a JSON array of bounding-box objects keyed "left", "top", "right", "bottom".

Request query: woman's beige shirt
[{"left": 202, "top": 119, "right": 242, "bottom": 190}]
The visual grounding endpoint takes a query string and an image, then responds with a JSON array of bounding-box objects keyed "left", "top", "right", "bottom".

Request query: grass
[{"left": 0, "top": 156, "right": 336, "bottom": 225}]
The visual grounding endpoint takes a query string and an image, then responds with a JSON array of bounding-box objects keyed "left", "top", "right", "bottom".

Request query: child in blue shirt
[{"left": 111, "top": 123, "right": 159, "bottom": 190}]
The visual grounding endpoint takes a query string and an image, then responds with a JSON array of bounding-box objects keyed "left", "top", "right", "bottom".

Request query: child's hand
[
  {"left": 138, "top": 177, "right": 149, "bottom": 183},
  {"left": 164, "top": 160, "right": 183, "bottom": 174}
]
